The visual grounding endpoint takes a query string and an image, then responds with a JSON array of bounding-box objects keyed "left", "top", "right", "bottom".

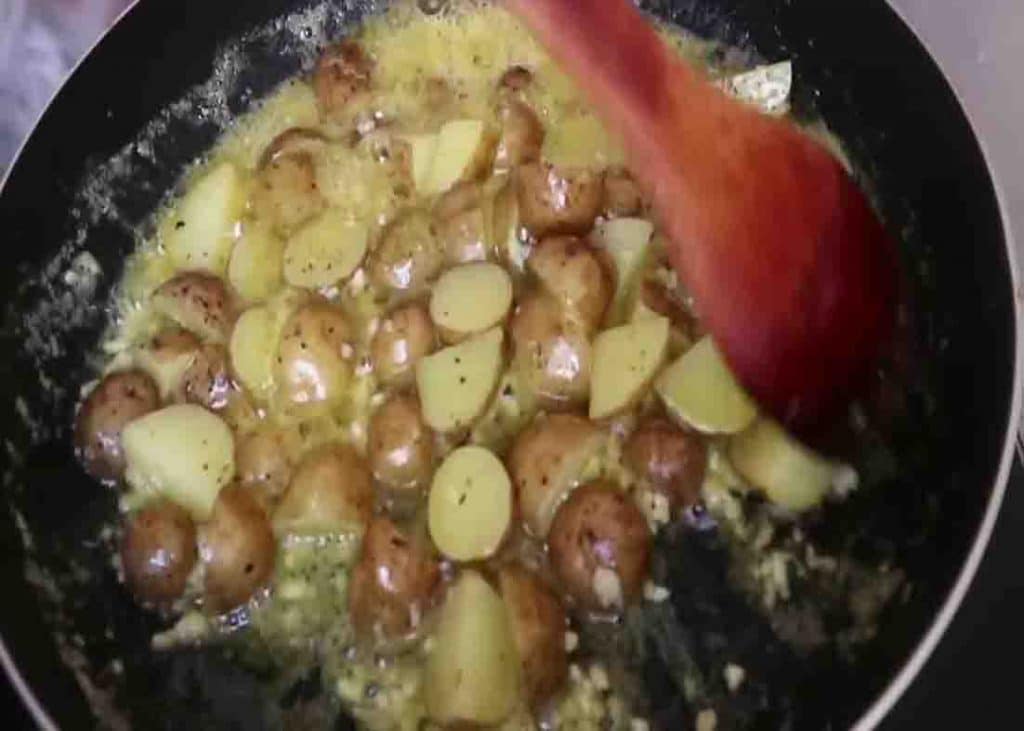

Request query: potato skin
[
  {"left": 274, "top": 444, "right": 373, "bottom": 532},
  {"left": 175, "top": 343, "right": 234, "bottom": 411},
  {"left": 235, "top": 427, "right": 298, "bottom": 505},
  {"left": 313, "top": 40, "right": 372, "bottom": 119},
  {"left": 251, "top": 131, "right": 326, "bottom": 234},
  {"left": 548, "top": 482, "right": 651, "bottom": 611},
  {"left": 200, "top": 484, "right": 276, "bottom": 613},
  {"left": 368, "top": 393, "right": 434, "bottom": 491},
  {"left": 624, "top": 418, "right": 707, "bottom": 509},
  {"left": 348, "top": 517, "right": 441, "bottom": 642},
  {"left": 370, "top": 303, "right": 436, "bottom": 386},
  {"left": 121, "top": 500, "right": 197, "bottom": 605},
  {"left": 528, "top": 236, "right": 612, "bottom": 332},
  {"left": 152, "top": 271, "right": 236, "bottom": 343},
  {"left": 494, "top": 100, "right": 545, "bottom": 172},
  {"left": 75, "top": 370, "right": 160, "bottom": 482},
  {"left": 367, "top": 209, "right": 444, "bottom": 296},
  {"left": 497, "top": 65, "right": 534, "bottom": 94},
  {"left": 498, "top": 566, "right": 568, "bottom": 708},
  {"left": 433, "top": 182, "right": 491, "bottom": 265},
  {"left": 602, "top": 167, "right": 645, "bottom": 217},
  {"left": 509, "top": 292, "right": 592, "bottom": 409},
  {"left": 275, "top": 300, "right": 353, "bottom": 408},
  {"left": 517, "top": 162, "right": 603, "bottom": 237}
]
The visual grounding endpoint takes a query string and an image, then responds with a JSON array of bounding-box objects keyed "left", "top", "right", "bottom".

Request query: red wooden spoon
[{"left": 508, "top": 0, "right": 896, "bottom": 432}]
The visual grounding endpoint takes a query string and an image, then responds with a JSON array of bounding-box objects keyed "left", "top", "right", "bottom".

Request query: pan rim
[{"left": 0, "top": 1, "right": 1021, "bottom": 729}]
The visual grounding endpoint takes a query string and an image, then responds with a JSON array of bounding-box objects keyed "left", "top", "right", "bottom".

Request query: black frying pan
[{"left": 0, "top": 0, "right": 1019, "bottom": 729}]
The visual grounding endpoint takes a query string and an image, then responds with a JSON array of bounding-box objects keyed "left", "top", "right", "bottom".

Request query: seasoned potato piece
[
  {"left": 517, "top": 162, "right": 603, "bottom": 237},
  {"left": 433, "top": 181, "right": 492, "bottom": 265},
  {"left": 405, "top": 133, "right": 439, "bottom": 193},
  {"left": 469, "top": 369, "right": 537, "bottom": 454},
  {"left": 283, "top": 209, "right": 368, "bottom": 289},
  {"left": 275, "top": 300, "right": 354, "bottom": 409},
  {"left": 429, "top": 262, "right": 513, "bottom": 343},
  {"left": 497, "top": 65, "right": 534, "bottom": 94},
  {"left": 349, "top": 517, "right": 441, "bottom": 642},
  {"left": 257, "top": 127, "right": 327, "bottom": 169},
  {"left": 548, "top": 482, "right": 651, "bottom": 612},
  {"left": 624, "top": 418, "right": 707, "bottom": 509},
  {"left": 499, "top": 566, "right": 568, "bottom": 709},
  {"left": 656, "top": 336, "right": 757, "bottom": 435},
  {"left": 122, "top": 404, "right": 235, "bottom": 520},
  {"left": 422, "top": 119, "right": 497, "bottom": 195},
  {"left": 313, "top": 40, "right": 372, "bottom": 120},
  {"left": 370, "top": 303, "right": 436, "bottom": 386},
  {"left": 416, "top": 327, "right": 504, "bottom": 433},
  {"left": 367, "top": 209, "right": 444, "bottom": 295},
  {"left": 134, "top": 328, "right": 200, "bottom": 400},
  {"left": 602, "top": 167, "right": 645, "bottom": 217},
  {"left": 228, "top": 220, "right": 286, "bottom": 302},
  {"left": 589, "top": 317, "right": 670, "bottom": 420},
  {"left": 428, "top": 446, "right": 512, "bottom": 561},
  {"left": 152, "top": 271, "right": 236, "bottom": 344},
  {"left": 509, "top": 293, "right": 592, "bottom": 409},
  {"left": 273, "top": 444, "right": 373, "bottom": 534},
  {"left": 508, "top": 413, "right": 603, "bottom": 538},
  {"left": 424, "top": 570, "right": 520, "bottom": 726},
  {"left": 75, "top": 370, "right": 160, "bottom": 482},
  {"left": 235, "top": 426, "right": 299, "bottom": 504},
  {"left": 163, "top": 163, "right": 245, "bottom": 275},
  {"left": 528, "top": 236, "right": 612, "bottom": 332},
  {"left": 591, "top": 217, "right": 654, "bottom": 325},
  {"left": 250, "top": 140, "right": 326, "bottom": 234},
  {"left": 730, "top": 419, "right": 836, "bottom": 512},
  {"left": 175, "top": 343, "right": 233, "bottom": 411},
  {"left": 494, "top": 100, "right": 545, "bottom": 172},
  {"left": 368, "top": 393, "right": 434, "bottom": 491},
  {"left": 229, "top": 306, "right": 278, "bottom": 400},
  {"left": 121, "top": 500, "right": 197, "bottom": 606},
  {"left": 200, "top": 484, "right": 276, "bottom": 613}
]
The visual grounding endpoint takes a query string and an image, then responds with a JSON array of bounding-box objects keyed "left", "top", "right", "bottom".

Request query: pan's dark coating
[{"left": 0, "top": 0, "right": 1015, "bottom": 729}]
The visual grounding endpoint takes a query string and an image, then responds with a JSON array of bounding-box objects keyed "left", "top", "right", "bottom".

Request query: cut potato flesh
[
  {"left": 229, "top": 220, "right": 286, "bottom": 302},
  {"left": 729, "top": 419, "right": 835, "bottom": 512},
  {"left": 283, "top": 209, "right": 368, "bottom": 289},
  {"left": 229, "top": 306, "right": 278, "bottom": 399},
  {"left": 416, "top": 327, "right": 503, "bottom": 432},
  {"left": 425, "top": 570, "right": 520, "bottom": 726},
  {"left": 422, "top": 119, "right": 494, "bottom": 195},
  {"left": 122, "top": 404, "right": 235, "bottom": 520},
  {"left": 406, "top": 133, "right": 439, "bottom": 193},
  {"left": 429, "top": 446, "right": 512, "bottom": 561},
  {"left": 591, "top": 217, "right": 654, "bottom": 325},
  {"left": 429, "top": 262, "right": 513, "bottom": 342},
  {"left": 656, "top": 335, "right": 757, "bottom": 434},
  {"left": 164, "top": 163, "right": 245, "bottom": 275},
  {"left": 589, "top": 316, "right": 670, "bottom": 419}
]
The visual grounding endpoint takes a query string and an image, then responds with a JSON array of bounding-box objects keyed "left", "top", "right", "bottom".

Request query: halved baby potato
[
  {"left": 229, "top": 306, "right": 278, "bottom": 400},
  {"left": 517, "top": 162, "right": 603, "bottom": 237},
  {"left": 283, "top": 209, "right": 368, "bottom": 289},
  {"left": 163, "top": 162, "right": 245, "bottom": 276},
  {"left": 405, "top": 133, "right": 439, "bottom": 192},
  {"left": 655, "top": 335, "right": 757, "bottom": 434},
  {"left": 589, "top": 316, "right": 670, "bottom": 420},
  {"left": 527, "top": 236, "right": 612, "bottom": 333},
  {"left": 121, "top": 404, "right": 235, "bottom": 520},
  {"left": 134, "top": 329, "right": 200, "bottom": 401},
  {"left": 729, "top": 419, "right": 836, "bottom": 512},
  {"left": 273, "top": 444, "right": 373, "bottom": 534},
  {"left": 228, "top": 220, "right": 286, "bottom": 303},
  {"left": 428, "top": 445, "right": 512, "bottom": 562},
  {"left": 421, "top": 119, "right": 497, "bottom": 195},
  {"left": 152, "top": 271, "right": 236, "bottom": 344},
  {"left": 429, "top": 262, "right": 513, "bottom": 343},
  {"left": 416, "top": 327, "right": 504, "bottom": 433},
  {"left": 274, "top": 300, "right": 354, "bottom": 410},
  {"left": 590, "top": 217, "right": 655, "bottom": 325}
]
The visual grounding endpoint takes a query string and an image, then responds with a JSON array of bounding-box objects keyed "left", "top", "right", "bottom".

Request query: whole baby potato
[
  {"left": 75, "top": 369, "right": 160, "bottom": 482},
  {"left": 367, "top": 209, "right": 444, "bottom": 296},
  {"left": 368, "top": 393, "right": 434, "bottom": 491},
  {"left": 250, "top": 128, "right": 327, "bottom": 234},
  {"left": 275, "top": 300, "right": 354, "bottom": 409},
  {"left": 548, "top": 481, "right": 651, "bottom": 612},
  {"left": 624, "top": 417, "right": 707, "bottom": 509},
  {"left": 121, "top": 499, "right": 197, "bottom": 605},
  {"left": 517, "top": 162, "right": 603, "bottom": 238},
  {"left": 527, "top": 236, "right": 612, "bottom": 332},
  {"left": 370, "top": 303, "right": 436, "bottom": 386},
  {"left": 235, "top": 426, "right": 299, "bottom": 505},
  {"left": 274, "top": 444, "right": 373, "bottom": 533},
  {"left": 348, "top": 517, "right": 441, "bottom": 642},
  {"left": 200, "top": 484, "right": 276, "bottom": 613},
  {"left": 152, "top": 271, "right": 237, "bottom": 343}
]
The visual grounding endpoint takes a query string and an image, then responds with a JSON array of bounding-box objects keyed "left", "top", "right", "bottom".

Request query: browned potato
[
  {"left": 75, "top": 370, "right": 160, "bottom": 482},
  {"left": 624, "top": 418, "right": 707, "bottom": 509},
  {"left": 548, "top": 481, "right": 651, "bottom": 611},
  {"left": 274, "top": 444, "right": 373, "bottom": 533},
  {"left": 175, "top": 343, "right": 233, "bottom": 411},
  {"left": 370, "top": 303, "right": 436, "bottom": 386},
  {"left": 135, "top": 328, "right": 200, "bottom": 399},
  {"left": 313, "top": 40, "right": 372, "bottom": 120},
  {"left": 348, "top": 517, "right": 441, "bottom": 642},
  {"left": 235, "top": 427, "right": 299, "bottom": 505},
  {"left": 640, "top": 277, "right": 700, "bottom": 339},
  {"left": 121, "top": 499, "right": 197, "bottom": 605},
  {"left": 251, "top": 129, "right": 326, "bottom": 234},
  {"left": 275, "top": 300, "right": 354, "bottom": 409},
  {"left": 528, "top": 236, "right": 612, "bottom": 332},
  {"left": 498, "top": 566, "right": 568, "bottom": 708},
  {"left": 433, "top": 181, "right": 491, "bottom": 265},
  {"left": 367, "top": 209, "right": 444, "bottom": 295},
  {"left": 498, "top": 65, "right": 533, "bottom": 94},
  {"left": 507, "top": 413, "right": 604, "bottom": 537},
  {"left": 517, "top": 162, "right": 603, "bottom": 237},
  {"left": 509, "top": 292, "right": 592, "bottom": 409},
  {"left": 602, "top": 167, "right": 645, "bottom": 217},
  {"left": 200, "top": 484, "right": 276, "bottom": 613},
  {"left": 152, "top": 271, "right": 236, "bottom": 343},
  {"left": 368, "top": 393, "right": 434, "bottom": 491},
  {"left": 494, "top": 100, "right": 545, "bottom": 172}
]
